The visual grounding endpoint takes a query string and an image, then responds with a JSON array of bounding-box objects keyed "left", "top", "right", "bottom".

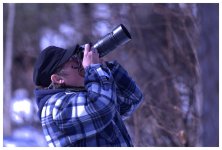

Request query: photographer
[{"left": 33, "top": 43, "right": 143, "bottom": 147}]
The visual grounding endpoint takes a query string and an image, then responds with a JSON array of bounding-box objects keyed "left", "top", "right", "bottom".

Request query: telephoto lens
[{"left": 77, "top": 24, "right": 132, "bottom": 59}]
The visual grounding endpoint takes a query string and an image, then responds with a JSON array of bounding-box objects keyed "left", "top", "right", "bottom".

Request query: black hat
[{"left": 33, "top": 45, "right": 79, "bottom": 87}]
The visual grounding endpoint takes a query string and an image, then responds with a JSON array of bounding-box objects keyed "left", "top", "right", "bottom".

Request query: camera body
[{"left": 76, "top": 24, "right": 132, "bottom": 59}]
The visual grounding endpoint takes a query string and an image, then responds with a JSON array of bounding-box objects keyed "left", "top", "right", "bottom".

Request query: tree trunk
[
  {"left": 4, "top": 3, "right": 15, "bottom": 136},
  {"left": 197, "top": 4, "right": 219, "bottom": 146}
]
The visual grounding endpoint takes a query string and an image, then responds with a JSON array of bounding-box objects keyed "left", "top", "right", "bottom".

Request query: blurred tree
[
  {"left": 197, "top": 4, "right": 219, "bottom": 146},
  {"left": 130, "top": 4, "right": 202, "bottom": 146},
  {"left": 4, "top": 3, "right": 15, "bottom": 136},
  {"left": 78, "top": 4, "right": 93, "bottom": 42}
]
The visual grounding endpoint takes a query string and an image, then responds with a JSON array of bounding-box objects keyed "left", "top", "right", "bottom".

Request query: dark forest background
[{"left": 3, "top": 3, "right": 219, "bottom": 147}]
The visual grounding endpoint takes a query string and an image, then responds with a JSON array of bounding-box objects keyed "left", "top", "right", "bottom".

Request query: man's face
[{"left": 57, "top": 57, "right": 85, "bottom": 87}]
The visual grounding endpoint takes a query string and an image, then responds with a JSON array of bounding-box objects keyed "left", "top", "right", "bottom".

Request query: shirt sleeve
[
  {"left": 51, "top": 64, "right": 117, "bottom": 143},
  {"left": 105, "top": 61, "right": 144, "bottom": 119}
]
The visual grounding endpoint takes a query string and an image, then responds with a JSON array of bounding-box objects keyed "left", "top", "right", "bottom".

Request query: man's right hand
[{"left": 82, "top": 44, "right": 100, "bottom": 69}]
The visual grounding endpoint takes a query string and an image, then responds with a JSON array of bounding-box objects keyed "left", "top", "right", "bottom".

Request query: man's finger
[{"left": 84, "top": 44, "right": 90, "bottom": 56}]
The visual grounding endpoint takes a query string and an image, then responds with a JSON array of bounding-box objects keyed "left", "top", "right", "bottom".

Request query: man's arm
[{"left": 106, "top": 61, "right": 143, "bottom": 118}]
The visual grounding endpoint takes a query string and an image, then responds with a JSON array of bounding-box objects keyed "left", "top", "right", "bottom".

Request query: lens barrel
[{"left": 78, "top": 24, "right": 131, "bottom": 58}]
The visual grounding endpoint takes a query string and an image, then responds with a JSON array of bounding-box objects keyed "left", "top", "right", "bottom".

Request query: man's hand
[{"left": 82, "top": 44, "right": 100, "bottom": 69}]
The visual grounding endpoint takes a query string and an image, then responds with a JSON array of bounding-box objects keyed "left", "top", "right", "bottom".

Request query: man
[{"left": 33, "top": 43, "right": 143, "bottom": 147}]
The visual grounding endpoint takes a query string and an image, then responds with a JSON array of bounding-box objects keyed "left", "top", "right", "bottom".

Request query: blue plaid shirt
[{"left": 35, "top": 61, "right": 143, "bottom": 147}]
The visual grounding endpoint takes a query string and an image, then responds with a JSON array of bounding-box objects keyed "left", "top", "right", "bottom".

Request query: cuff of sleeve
[
  {"left": 105, "top": 60, "right": 119, "bottom": 73},
  {"left": 84, "top": 63, "right": 101, "bottom": 72}
]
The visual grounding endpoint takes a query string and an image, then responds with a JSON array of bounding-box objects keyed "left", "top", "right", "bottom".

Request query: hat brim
[{"left": 57, "top": 45, "right": 79, "bottom": 67}]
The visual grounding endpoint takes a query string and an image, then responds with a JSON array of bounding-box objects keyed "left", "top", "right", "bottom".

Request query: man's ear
[{"left": 51, "top": 74, "right": 64, "bottom": 84}]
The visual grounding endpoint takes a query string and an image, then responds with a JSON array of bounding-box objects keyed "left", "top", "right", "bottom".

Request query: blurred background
[{"left": 3, "top": 3, "right": 219, "bottom": 147}]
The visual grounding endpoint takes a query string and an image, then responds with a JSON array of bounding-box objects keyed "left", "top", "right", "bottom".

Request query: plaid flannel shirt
[{"left": 35, "top": 61, "right": 143, "bottom": 147}]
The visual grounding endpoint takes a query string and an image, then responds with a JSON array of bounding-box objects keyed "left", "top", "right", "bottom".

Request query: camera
[{"left": 76, "top": 24, "right": 132, "bottom": 59}]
